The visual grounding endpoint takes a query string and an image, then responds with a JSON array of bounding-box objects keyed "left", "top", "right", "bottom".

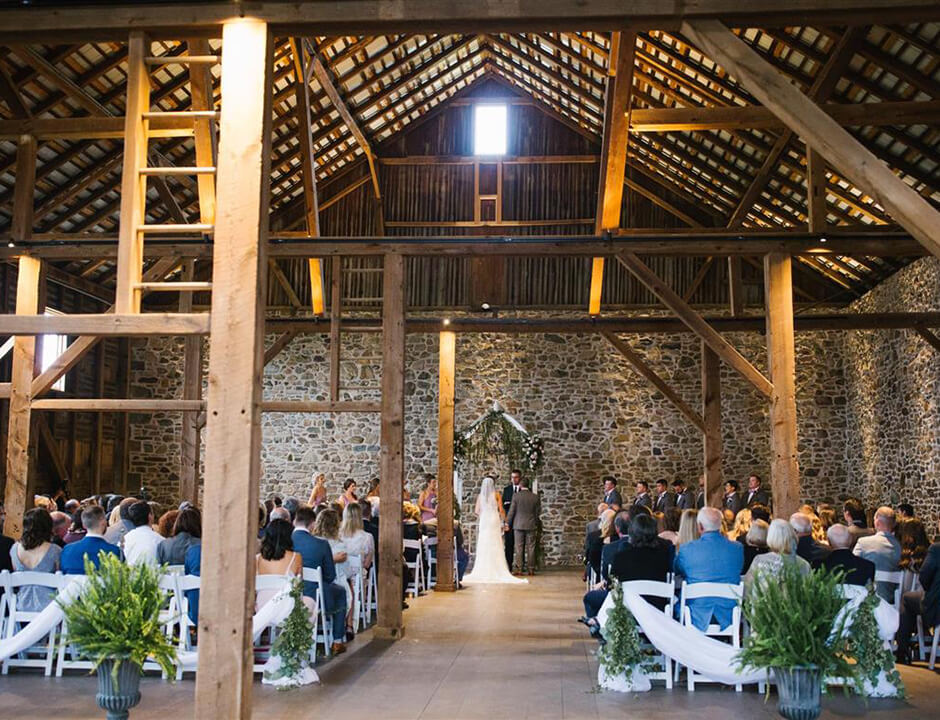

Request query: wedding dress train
[{"left": 463, "top": 477, "right": 527, "bottom": 585}]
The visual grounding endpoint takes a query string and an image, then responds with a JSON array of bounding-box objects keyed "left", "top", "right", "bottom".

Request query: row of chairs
[
  {"left": 403, "top": 536, "right": 457, "bottom": 598},
  {"left": 0, "top": 562, "right": 382, "bottom": 677}
]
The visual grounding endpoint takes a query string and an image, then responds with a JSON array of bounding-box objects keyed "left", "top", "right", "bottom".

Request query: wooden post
[
  {"left": 115, "top": 32, "right": 149, "bottom": 314},
  {"left": 194, "top": 19, "right": 273, "bottom": 720},
  {"left": 329, "top": 255, "right": 341, "bottom": 402},
  {"left": 92, "top": 341, "right": 105, "bottom": 495},
  {"left": 727, "top": 256, "right": 744, "bottom": 316},
  {"left": 701, "top": 341, "right": 722, "bottom": 507},
  {"left": 435, "top": 329, "right": 456, "bottom": 592},
  {"left": 179, "top": 258, "right": 202, "bottom": 506},
  {"left": 590, "top": 31, "right": 636, "bottom": 314},
  {"left": 376, "top": 253, "right": 405, "bottom": 639},
  {"left": 764, "top": 253, "right": 800, "bottom": 517},
  {"left": 3, "top": 134, "right": 38, "bottom": 539}
]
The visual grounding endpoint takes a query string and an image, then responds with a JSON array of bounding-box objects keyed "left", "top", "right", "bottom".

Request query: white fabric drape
[{"left": 596, "top": 585, "right": 899, "bottom": 688}]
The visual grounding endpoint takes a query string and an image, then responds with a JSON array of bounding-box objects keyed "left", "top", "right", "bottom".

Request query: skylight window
[
  {"left": 41, "top": 309, "right": 68, "bottom": 392},
  {"left": 474, "top": 104, "right": 507, "bottom": 156}
]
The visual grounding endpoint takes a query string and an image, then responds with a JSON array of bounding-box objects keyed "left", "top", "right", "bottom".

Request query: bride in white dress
[{"left": 463, "top": 476, "right": 527, "bottom": 585}]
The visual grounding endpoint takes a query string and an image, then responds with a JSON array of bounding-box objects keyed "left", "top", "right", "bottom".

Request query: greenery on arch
[{"left": 453, "top": 404, "right": 544, "bottom": 476}]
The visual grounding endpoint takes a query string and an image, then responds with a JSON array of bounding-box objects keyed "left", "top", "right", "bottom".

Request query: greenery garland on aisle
[
  {"left": 597, "top": 579, "right": 656, "bottom": 689},
  {"left": 845, "top": 587, "right": 905, "bottom": 698},
  {"left": 262, "top": 578, "right": 318, "bottom": 689}
]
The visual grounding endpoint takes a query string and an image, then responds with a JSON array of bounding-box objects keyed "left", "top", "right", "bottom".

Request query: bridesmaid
[
  {"left": 338, "top": 479, "right": 358, "bottom": 509},
  {"left": 308, "top": 473, "right": 328, "bottom": 507},
  {"left": 418, "top": 475, "right": 438, "bottom": 522}
]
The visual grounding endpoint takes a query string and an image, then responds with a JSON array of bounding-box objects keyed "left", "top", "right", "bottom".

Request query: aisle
[{"left": 0, "top": 569, "right": 937, "bottom": 719}]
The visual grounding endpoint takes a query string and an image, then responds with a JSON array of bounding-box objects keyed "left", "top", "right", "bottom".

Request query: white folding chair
[
  {"left": 347, "top": 556, "right": 364, "bottom": 633},
  {"left": 679, "top": 581, "right": 743, "bottom": 692},
  {"left": 253, "top": 575, "right": 290, "bottom": 672},
  {"left": 403, "top": 539, "right": 424, "bottom": 598},
  {"left": 173, "top": 574, "right": 201, "bottom": 679},
  {"left": 0, "top": 570, "right": 10, "bottom": 639},
  {"left": 301, "top": 567, "right": 333, "bottom": 660},
  {"left": 424, "top": 536, "right": 438, "bottom": 588},
  {"left": 620, "top": 580, "right": 675, "bottom": 689},
  {"left": 917, "top": 616, "right": 940, "bottom": 669},
  {"left": 875, "top": 570, "right": 904, "bottom": 612},
  {"left": 164, "top": 564, "right": 185, "bottom": 576},
  {"left": 364, "top": 563, "right": 378, "bottom": 621},
  {"left": 2, "top": 571, "right": 69, "bottom": 676},
  {"left": 139, "top": 574, "right": 181, "bottom": 676}
]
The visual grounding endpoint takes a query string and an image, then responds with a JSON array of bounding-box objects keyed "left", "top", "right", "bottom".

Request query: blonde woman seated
[
  {"left": 677, "top": 509, "right": 700, "bottom": 548},
  {"left": 743, "top": 518, "right": 810, "bottom": 595},
  {"left": 340, "top": 502, "right": 374, "bottom": 570},
  {"left": 730, "top": 508, "right": 752, "bottom": 542},
  {"left": 255, "top": 518, "right": 315, "bottom": 616}
]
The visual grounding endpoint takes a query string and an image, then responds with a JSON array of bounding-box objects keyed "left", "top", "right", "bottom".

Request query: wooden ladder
[{"left": 115, "top": 33, "right": 219, "bottom": 313}]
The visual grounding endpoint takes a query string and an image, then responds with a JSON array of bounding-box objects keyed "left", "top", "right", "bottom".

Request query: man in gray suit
[
  {"left": 853, "top": 505, "right": 902, "bottom": 603},
  {"left": 506, "top": 479, "right": 540, "bottom": 576}
]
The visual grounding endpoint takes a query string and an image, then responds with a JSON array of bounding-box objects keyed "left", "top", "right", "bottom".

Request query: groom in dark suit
[{"left": 502, "top": 469, "right": 522, "bottom": 568}]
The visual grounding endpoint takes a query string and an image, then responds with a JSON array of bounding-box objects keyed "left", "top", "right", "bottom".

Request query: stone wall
[
  {"left": 128, "top": 315, "right": 850, "bottom": 564},
  {"left": 844, "top": 257, "right": 940, "bottom": 520}
]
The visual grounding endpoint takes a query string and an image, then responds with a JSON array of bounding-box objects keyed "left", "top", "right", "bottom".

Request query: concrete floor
[{"left": 1, "top": 568, "right": 939, "bottom": 719}]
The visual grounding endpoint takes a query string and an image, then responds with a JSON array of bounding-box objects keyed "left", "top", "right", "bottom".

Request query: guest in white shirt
[
  {"left": 340, "top": 502, "right": 375, "bottom": 570},
  {"left": 123, "top": 501, "right": 163, "bottom": 567},
  {"left": 853, "top": 505, "right": 902, "bottom": 602}
]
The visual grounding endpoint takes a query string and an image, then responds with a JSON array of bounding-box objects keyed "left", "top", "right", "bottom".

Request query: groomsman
[
  {"left": 653, "top": 480, "right": 676, "bottom": 512},
  {"left": 503, "top": 470, "right": 523, "bottom": 568},
  {"left": 743, "top": 474, "right": 770, "bottom": 508},
  {"left": 722, "top": 480, "right": 743, "bottom": 515},
  {"left": 602, "top": 476, "right": 623, "bottom": 510},
  {"left": 634, "top": 481, "right": 653, "bottom": 510},
  {"left": 672, "top": 479, "right": 695, "bottom": 510}
]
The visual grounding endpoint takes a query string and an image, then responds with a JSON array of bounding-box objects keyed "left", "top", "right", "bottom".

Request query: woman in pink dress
[{"left": 418, "top": 476, "right": 438, "bottom": 523}]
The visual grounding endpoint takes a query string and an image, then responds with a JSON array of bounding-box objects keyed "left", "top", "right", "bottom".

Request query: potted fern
[
  {"left": 59, "top": 553, "right": 177, "bottom": 720},
  {"left": 737, "top": 563, "right": 852, "bottom": 720}
]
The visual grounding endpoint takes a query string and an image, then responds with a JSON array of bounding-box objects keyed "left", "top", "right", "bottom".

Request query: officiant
[{"left": 502, "top": 470, "right": 522, "bottom": 568}]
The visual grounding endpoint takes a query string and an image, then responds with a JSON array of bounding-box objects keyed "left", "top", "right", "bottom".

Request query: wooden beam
[
  {"left": 195, "top": 19, "right": 272, "bottom": 720},
  {"left": 591, "top": 31, "right": 636, "bottom": 315},
  {"left": 260, "top": 401, "right": 380, "bottom": 413},
  {"left": 32, "top": 399, "right": 205, "bottom": 412},
  {"left": 728, "top": 256, "right": 745, "bottom": 316},
  {"left": 682, "top": 256, "right": 714, "bottom": 303},
  {"left": 725, "top": 26, "right": 865, "bottom": 228},
  {"left": 115, "top": 32, "right": 149, "bottom": 313},
  {"left": 806, "top": 148, "right": 828, "bottom": 232},
  {"left": 628, "top": 99, "right": 940, "bottom": 132},
  {"left": 36, "top": 414, "right": 68, "bottom": 486},
  {"left": 0, "top": 313, "right": 209, "bottom": 336},
  {"left": 376, "top": 253, "right": 405, "bottom": 640},
  {"left": 0, "top": 115, "right": 194, "bottom": 140},
  {"left": 682, "top": 20, "right": 940, "bottom": 260},
  {"left": 268, "top": 258, "right": 303, "bottom": 309},
  {"left": 0, "top": 59, "right": 30, "bottom": 118},
  {"left": 763, "top": 252, "right": 800, "bottom": 518},
  {"left": 603, "top": 331, "right": 705, "bottom": 432},
  {"left": 329, "top": 256, "right": 341, "bottom": 403},
  {"left": 92, "top": 341, "right": 105, "bottom": 494},
  {"left": 914, "top": 326, "right": 940, "bottom": 354},
  {"left": 179, "top": 259, "right": 203, "bottom": 507},
  {"left": 263, "top": 330, "right": 298, "bottom": 367},
  {"left": 436, "top": 330, "right": 457, "bottom": 592},
  {"left": 187, "top": 37, "right": 217, "bottom": 227},
  {"left": 616, "top": 252, "right": 773, "bottom": 398},
  {"left": 701, "top": 341, "right": 723, "bottom": 507}
]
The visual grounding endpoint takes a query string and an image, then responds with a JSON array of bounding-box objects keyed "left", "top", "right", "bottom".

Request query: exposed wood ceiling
[{"left": 0, "top": 23, "right": 937, "bottom": 303}]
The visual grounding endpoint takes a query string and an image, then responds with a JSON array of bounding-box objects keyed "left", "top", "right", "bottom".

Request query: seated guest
[
  {"left": 659, "top": 507, "right": 681, "bottom": 545},
  {"left": 282, "top": 496, "right": 301, "bottom": 523},
  {"left": 722, "top": 480, "right": 743, "bottom": 516},
  {"left": 817, "top": 505, "right": 837, "bottom": 532},
  {"left": 64, "top": 498, "right": 80, "bottom": 516},
  {"left": 363, "top": 501, "right": 379, "bottom": 565},
  {"left": 742, "top": 519, "right": 770, "bottom": 573},
  {"left": 897, "top": 503, "right": 915, "bottom": 521},
  {"left": 672, "top": 479, "right": 694, "bottom": 511},
  {"left": 156, "top": 509, "right": 180, "bottom": 538},
  {"left": 314, "top": 509, "right": 353, "bottom": 630},
  {"left": 61, "top": 505, "right": 120, "bottom": 574},
  {"left": 895, "top": 516, "right": 940, "bottom": 663},
  {"left": 897, "top": 516, "right": 930, "bottom": 573},
  {"left": 256, "top": 519, "right": 314, "bottom": 616},
  {"left": 123, "top": 501, "right": 163, "bottom": 567},
  {"left": 677, "top": 509, "right": 699, "bottom": 548},
  {"left": 600, "top": 511, "right": 632, "bottom": 583},
  {"left": 744, "top": 519, "right": 810, "bottom": 594},
  {"left": 62, "top": 508, "right": 87, "bottom": 545},
  {"left": 791, "top": 512, "right": 830, "bottom": 567},
  {"left": 822, "top": 524, "right": 875, "bottom": 586},
  {"left": 269, "top": 506, "right": 291, "bottom": 523},
  {"left": 157, "top": 506, "right": 202, "bottom": 565},
  {"left": 799, "top": 505, "right": 828, "bottom": 545},
  {"left": 854, "top": 506, "right": 902, "bottom": 602},
  {"left": 292, "top": 505, "right": 347, "bottom": 654},
  {"left": 183, "top": 543, "right": 201, "bottom": 627},
  {"left": 653, "top": 480, "right": 675, "bottom": 513},
  {"left": 743, "top": 474, "right": 769, "bottom": 508},
  {"left": 454, "top": 520, "right": 470, "bottom": 586},
  {"left": 50, "top": 511, "right": 70, "bottom": 547},
  {"left": 731, "top": 508, "right": 752, "bottom": 543},
  {"left": 583, "top": 503, "right": 607, "bottom": 577},
  {"left": 844, "top": 498, "right": 874, "bottom": 548},
  {"left": 10, "top": 508, "right": 62, "bottom": 611},
  {"left": 750, "top": 503, "right": 771, "bottom": 524},
  {"left": 633, "top": 481, "right": 653, "bottom": 510},
  {"left": 587, "top": 509, "right": 614, "bottom": 580},
  {"left": 674, "top": 507, "right": 744, "bottom": 631},
  {"left": 104, "top": 497, "right": 137, "bottom": 548},
  {"left": 340, "top": 502, "right": 375, "bottom": 570}
]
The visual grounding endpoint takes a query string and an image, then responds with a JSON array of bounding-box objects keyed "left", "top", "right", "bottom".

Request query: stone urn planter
[
  {"left": 773, "top": 666, "right": 823, "bottom": 720},
  {"left": 95, "top": 659, "right": 142, "bottom": 720}
]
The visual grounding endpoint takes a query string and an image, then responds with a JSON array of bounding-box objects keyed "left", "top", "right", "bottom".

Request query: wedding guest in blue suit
[
  {"left": 184, "top": 543, "right": 201, "bottom": 626},
  {"left": 61, "top": 505, "right": 120, "bottom": 574},
  {"left": 674, "top": 506, "right": 744, "bottom": 631},
  {"left": 292, "top": 504, "right": 348, "bottom": 654}
]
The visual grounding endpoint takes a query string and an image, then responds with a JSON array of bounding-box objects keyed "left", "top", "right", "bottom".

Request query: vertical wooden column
[
  {"left": 3, "top": 134, "right": 38, "bottom": 539},
  {"left": 194, "top": 19, "right": 273, "bottom": 720},
  {"left": 179, "top": 258, "right": 202, "bottom": 506},
  {"left": 115, "top": 32, "right": 149, "bottom": 314},
  {"left": 701, "top": 340, "right": 722, "bottom": 507},
  {"left": 435, "top": 330, "right": 456, "bottom": 592},
  {"left": 376, "top": 253, "right": 405, "bottom": 639},
  {"left": 764, "top": 253, "right": 800, "bottom": 517},
  {"left": 329, "top": 256, "right": 341, "bottom": 402}
]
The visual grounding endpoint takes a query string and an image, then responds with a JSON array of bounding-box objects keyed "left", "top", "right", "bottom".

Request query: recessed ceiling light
[
  {"left": 819, "top": 236, "right": 827, "bottom": 243},
  {"left": 443, "top": 318, "right": 451, "bottom": 326},
  {"left": 481, "top": 302, "right": 491, "bottom": 310}
]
